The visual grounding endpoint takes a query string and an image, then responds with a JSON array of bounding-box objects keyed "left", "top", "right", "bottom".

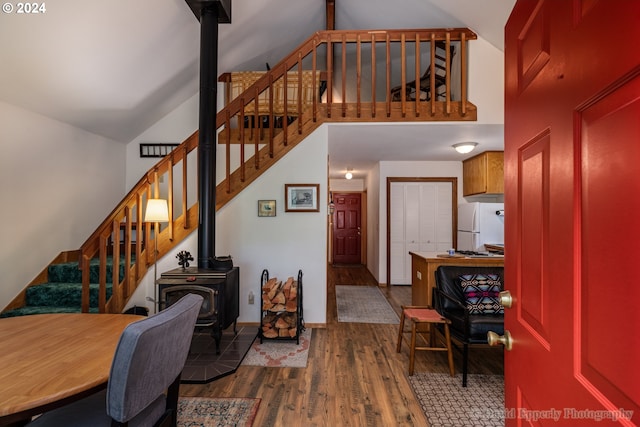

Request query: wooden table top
[
  {"left": 409, "top": 251, "right": 505, "bottom": 263},
  {"left": 0, "top": 313, "right": 143, "bottom": 422}
]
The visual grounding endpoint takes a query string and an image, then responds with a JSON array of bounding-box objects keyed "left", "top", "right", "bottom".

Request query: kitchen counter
[{"left": 409, "top": 251, "right": 505, "bottom": 306}]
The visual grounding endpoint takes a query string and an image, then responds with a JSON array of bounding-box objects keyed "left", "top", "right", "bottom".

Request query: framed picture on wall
[
  {"left": 258, "top": 200, "right": 276, "bottom": 217},
  {"left": 285, "top": 184, "right": 319, "bottom": 212}
]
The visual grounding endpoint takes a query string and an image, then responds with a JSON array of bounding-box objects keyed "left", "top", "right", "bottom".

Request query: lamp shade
[
  {"left": 452, "top": 142, "right": 478, "bottom": 154},
  {"left": 144, "top": 199, "right": 169, "bottom": 222}
]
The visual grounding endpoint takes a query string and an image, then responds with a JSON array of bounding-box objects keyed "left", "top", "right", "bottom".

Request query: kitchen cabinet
[
  {"left": 409, "top": 251, "right": 504, "bottom": 306},
  {"left": 462, "top": 151, "right": 504, "bottom": 196}
]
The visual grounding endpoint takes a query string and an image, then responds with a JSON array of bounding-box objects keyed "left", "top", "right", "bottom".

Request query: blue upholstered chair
[{"left": 29, "top": 293, "right": 203, "bottom": 427}]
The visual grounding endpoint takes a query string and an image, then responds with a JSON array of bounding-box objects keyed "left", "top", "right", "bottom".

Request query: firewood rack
[{"left": 258, "top": 269, "right": 305, "bottom": 344}]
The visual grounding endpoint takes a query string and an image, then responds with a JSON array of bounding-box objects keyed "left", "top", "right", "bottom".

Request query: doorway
[
  {"left": 331, "top": 192, "right": 365, "bottom": 265},
  {"left": 505, "top": 1, "right": 640, "bottom": 422}
]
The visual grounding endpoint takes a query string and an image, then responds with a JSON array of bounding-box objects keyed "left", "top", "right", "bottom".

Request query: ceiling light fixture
[
  {"left": 345, "top": 168, "right": 353, "bottom": 180},
  {"left": 452, "top": 142, "right": 478, "bottom": 154}
]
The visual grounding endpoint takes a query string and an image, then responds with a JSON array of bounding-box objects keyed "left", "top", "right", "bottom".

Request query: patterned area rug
[
  {"left": 240, "top": 328, "right": 311, "bottom": 367},
  {"left": 409, "top": 373, "right": 504, "bottom": 427},
  {"left": 335, "top": 285, "right": 400, "bottom": 324},
  {"left": 178, "top": 397, "right": 260, "bottom": 427}
]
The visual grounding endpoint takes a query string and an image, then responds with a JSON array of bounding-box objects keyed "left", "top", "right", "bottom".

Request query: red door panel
[
  {"left": 505, "top": 1, "right": 640, "bottom": 425},
  {"left": 518, "top": 132, "right": 551, "bottom": 348},
  {"left": 578, "top": 74, "right": 640, "bottom": 414},
  {"left": 332, "top": 193, "right": 361, "bottom": 264}
]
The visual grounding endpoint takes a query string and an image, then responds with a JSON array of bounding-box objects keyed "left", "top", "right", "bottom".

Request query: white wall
[
  {"left": 329, "top": 178, "right": 364, "bottom": 192},
  {"left": 0, "top": 101, "right": 126, "bottom": 309},
  {"left": 376, "top": 160, "right": 463, "bottom": 284},
  {"left": 216, "top": 127, "right": 328, "bottom": 324},
  {"left": 125, "top": 94, "right": 199, "bottom": 192},
  {"left": 366, "top": 164, "right": 381, "bottom": 282},
  {"left": 469, "top": 37, "right": 505, "bottom": 125},
  {"left": 125, "top": 126, "right": 329, "bottom": 325}
]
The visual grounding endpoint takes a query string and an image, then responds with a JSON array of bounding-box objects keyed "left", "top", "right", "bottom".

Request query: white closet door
[
  {"left": 390, "top": 180, "right": 453, "bottom": 285},
  {"left": 419, "top": 183, "right": 437, "bottom": 252},
  {"left": 390, "top": 183, "right": 407, "bottom": 284},
  {"left": 404, "top": 184, "right": 421, "bottom": 282},
  {"left": 435, "top": 183, "right": 453, "bottom": 251}
]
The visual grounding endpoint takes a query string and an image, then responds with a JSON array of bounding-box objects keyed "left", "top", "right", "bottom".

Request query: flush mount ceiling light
[
  {"left": 344, "top": 168, "right": 353, "bottom": 179},
  {"left": 345, "top": 168, "right": 353, "bottom": 180},
  {"left": 452, "top": 142, "right": 478, "bottom": 154}
]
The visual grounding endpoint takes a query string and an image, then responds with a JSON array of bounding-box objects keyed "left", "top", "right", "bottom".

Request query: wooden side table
[{"left": 396, "top": 306, "right": 455, "bottom": 376}]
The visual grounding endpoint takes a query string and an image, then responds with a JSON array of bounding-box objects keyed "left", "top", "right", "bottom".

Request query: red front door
[
  {"left": 332, "top": 193, "right": 362, "bottom": 264},
  {"left": 505, "top": 1, "right": 639, "bottom": 425}
]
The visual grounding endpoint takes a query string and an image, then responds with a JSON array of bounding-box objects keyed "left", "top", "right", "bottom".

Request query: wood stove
[{"left": 158, "top": 266, "right": 239, "bottom": 354}]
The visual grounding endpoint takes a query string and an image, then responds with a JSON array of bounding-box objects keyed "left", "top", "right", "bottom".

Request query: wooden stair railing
[
  {"left": 76, "top": 28, "right": 478, "bottom": 314},
  {"left": 78, "top": 132, "right": 199, "bottom": 313}
]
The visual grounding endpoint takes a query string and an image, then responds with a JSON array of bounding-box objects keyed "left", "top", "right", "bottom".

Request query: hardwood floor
[{"left": 180, "top": 264, "right": 503, "bottom": 426}]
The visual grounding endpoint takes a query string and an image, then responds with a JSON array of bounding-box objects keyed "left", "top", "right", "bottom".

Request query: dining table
[{"left": 0, "top": 313, "right": 144, "bottom": 426}]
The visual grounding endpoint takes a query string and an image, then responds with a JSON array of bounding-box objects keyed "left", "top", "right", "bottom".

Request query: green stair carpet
[{"left": 0, "top": 258, "right": 128, "bottom": 318}]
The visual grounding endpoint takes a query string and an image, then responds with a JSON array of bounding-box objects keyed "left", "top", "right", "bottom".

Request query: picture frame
[
  {"left": 258, "top": 200, "right": 276, "bottom": 217},
  {"left": 285, "top": 184, "right": 320, "bottom": 212}
]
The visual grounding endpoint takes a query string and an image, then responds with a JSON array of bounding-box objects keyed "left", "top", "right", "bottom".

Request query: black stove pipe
[
  {"left": 185, "top": 0, "right": 231, "bottom": 268},
  {"left": 197, "top": 6, "right": 218, "bottom": 269}
]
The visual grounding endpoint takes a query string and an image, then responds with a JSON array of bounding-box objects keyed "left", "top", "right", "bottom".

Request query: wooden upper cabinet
[{"left": 462, "top": 151, "right": 504, "bottom": 196}]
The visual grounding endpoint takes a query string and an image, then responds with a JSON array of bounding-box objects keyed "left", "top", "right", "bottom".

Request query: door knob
[
  {"left": 499, "top": 290, "right": 513, "bottom": 308},
  {"left": 487, "top": 330, "right": 513, "bottom": 351}
]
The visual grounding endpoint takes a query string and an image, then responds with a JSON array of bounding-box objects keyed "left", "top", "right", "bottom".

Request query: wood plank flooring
[{"left": 180, "top": 264, "right": 503, "bottom": 426}]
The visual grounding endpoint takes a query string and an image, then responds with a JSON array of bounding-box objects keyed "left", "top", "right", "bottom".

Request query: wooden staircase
[{"left": 2, "top": 28, "right": 478, "bottom": 316}]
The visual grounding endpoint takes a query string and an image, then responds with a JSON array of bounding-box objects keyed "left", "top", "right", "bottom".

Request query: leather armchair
[{"left": 433, "top": 265, "right": 504, "bottom": 387}]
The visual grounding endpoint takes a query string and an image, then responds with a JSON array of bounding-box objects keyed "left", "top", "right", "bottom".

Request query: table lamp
[{"left": 144, "top": 198, "right": 169, "bottom": 312}]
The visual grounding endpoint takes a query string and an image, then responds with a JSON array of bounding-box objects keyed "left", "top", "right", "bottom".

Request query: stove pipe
[
  {"left": 185, "top": 0, "right": 231, "bottom": 269},
  {"left": 197, "top": 6, "right": 218, "bottom": 269}
]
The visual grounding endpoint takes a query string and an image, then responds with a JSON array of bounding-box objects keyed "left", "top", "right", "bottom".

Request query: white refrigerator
[{"left": 457, "top": 202, "right": 504, "bottom": 251}]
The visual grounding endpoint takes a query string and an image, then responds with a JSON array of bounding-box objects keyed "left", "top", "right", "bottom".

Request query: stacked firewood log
[{"left": 261, "top": 276, "right": 298, "bottom": 338}]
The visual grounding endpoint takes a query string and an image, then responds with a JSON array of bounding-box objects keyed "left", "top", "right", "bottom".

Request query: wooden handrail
[
  {"left": 79, "top": 28, "right": 478, "bottom": 314},
  {"left": 79, "top": 132, "right": 199, "bottom": 313}
]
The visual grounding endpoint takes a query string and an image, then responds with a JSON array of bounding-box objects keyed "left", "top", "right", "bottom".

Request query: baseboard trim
[{"left": 236, "top": 321, "right": 327, "bottom": 329}]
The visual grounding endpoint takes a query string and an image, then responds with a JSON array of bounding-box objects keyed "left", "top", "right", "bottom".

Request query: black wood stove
[{"left": 157, "top": 266, "right": 239, "bottom": 354}]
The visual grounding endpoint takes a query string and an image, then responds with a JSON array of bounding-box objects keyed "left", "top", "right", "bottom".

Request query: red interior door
[
  {"left": 505, "top": 1, "right": 639, "bottom": 425},
  {"left": 332, "top": 193, "right": 362, "bottom": 264}
]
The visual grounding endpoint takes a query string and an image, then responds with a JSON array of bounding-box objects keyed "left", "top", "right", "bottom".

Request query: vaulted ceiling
[{"left": 0, "top": 0, "right": 515, "bottom": 178}]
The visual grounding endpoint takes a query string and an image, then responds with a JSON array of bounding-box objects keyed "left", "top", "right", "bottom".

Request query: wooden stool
[{"left": 396, "top": 305, "right": 455, "bottom": 376}]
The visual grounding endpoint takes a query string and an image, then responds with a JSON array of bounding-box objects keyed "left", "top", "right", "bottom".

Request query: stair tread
[
  {"left": 24, "top": 282, "right": 113, "bottom": 308},
  {"left": 0, "top": 306, "right": 100, "bottom": 318},
  {"left": 30, "top": 282, "right": 113, "bottom": 287}
]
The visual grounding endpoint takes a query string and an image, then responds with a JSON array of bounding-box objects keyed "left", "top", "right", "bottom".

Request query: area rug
[
  {"left": 178, "top": 397, "right": 260, "bottom": 427},
  {"left": 240, "top": 328, "right": 312, "bottom": 367},
  {"left": 409, "top": 373, "right": 504, "bottom": 427},
  {"left": 335, "top": 285, "right": 400, "bottom": 324}
]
